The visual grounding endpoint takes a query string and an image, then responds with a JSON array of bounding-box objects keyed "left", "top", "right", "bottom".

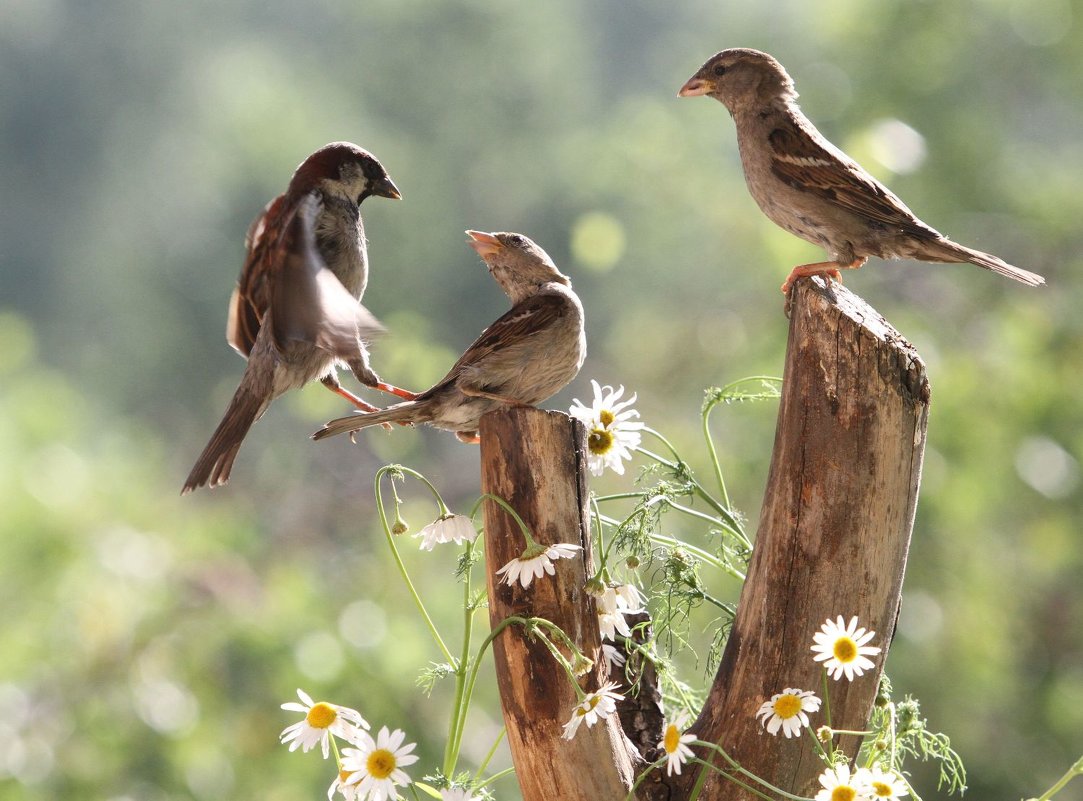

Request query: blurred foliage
[{"left": 1, "top": 0, "right": 1082, "bottom": 799}]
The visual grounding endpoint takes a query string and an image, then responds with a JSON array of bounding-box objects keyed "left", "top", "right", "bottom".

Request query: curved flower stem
[
  {"left": 686, "top": 757, "right": 780, "bottom": 801},
  {"left": 700, "top": 376, "right": 781, "bottom": 508},
  {"left": 389, "top": 463, "right": 451, "bottom": 514},
  {"left": 1034, "top": 754, "right": 1083, "bottom": 801},
  {"left": 375, "top": 467, "right": 454, "bottom": 665},
  {"left": 474, "top": 728, "right": 507, "bottom": 781},
  {"left": 471, "top": 492, "right": 537, "bottom": 549},
  {"left": 634, "top": 442, "right": 741, "bottom": 533},
  {"left": 648, "top": 532, "right": 746, "bottom": 582},
  {"left": 624, "top": 759, "right": 665, "bottom": 800},
  {"left": 443, "top": 539, "right": 478, "bottom": 776},
  {"left": 691, "top": 745, "right": 814, "bottom": 801}
]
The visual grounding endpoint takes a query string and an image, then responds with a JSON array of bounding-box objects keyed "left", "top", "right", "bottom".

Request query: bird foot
[
  {"left": 455, "top": 431, "right": 481, "bottom": 444},
  {"left": 374, "top": 382, "right": 421, "bottom": 401}
]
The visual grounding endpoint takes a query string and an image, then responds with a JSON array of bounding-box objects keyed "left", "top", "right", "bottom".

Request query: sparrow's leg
[
  {"left": 321, "top": 375, "right": 380, "bottom": 412},
  {"left": 780, "top": 257, "right": 867, "bottom": 294},
  {"left": 344, "top": 356, "right": 420, "bottom": 401},
  {"left": 455, "top": 431, "right": 480, "bottom": 444}
]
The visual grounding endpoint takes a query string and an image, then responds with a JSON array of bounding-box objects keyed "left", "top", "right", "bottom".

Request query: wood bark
[
  {"left": 678, "top": 278, "right": 930, "bottom": 800},
  {"left": 479, "top": 407, "right": 637, "bottom": 800}
]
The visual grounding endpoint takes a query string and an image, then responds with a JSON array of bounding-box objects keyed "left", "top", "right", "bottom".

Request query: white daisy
[
  {"left": 658, "top": 715, "right": 696, "bottom": 776},
  {"left": 815, "top": 763, "right": 870, "bottom": 801},
  {"left": 756, "top": 688, "right": 822, "bottom": 738},
  {"left": 596, "top": 584, "right": 643, "bottom": 642},
  {"left": 440, "top": 790, "right": 476, "bottom": 801},
  {"left": 342, "top": 726, "right": 419, "bottom": 801},
  {"left": 495, "top": 542, "right": 582, "bottom": 589},
  {"left": 561, "top": 681, "right": 623, "bottom": 740},
  {"left": 811, "top": 616, "right": 882, "bottom": 681},
  {"left": 415, "top": 513, "right": 477, "bottom": 551},
  {"left": 860, "top": 766, "right": 909, "bottom": 799},
  {"left": 569, "top": 380, "right": 645, "bottom": 476},
  {"left": 614, "top": 583, "right": 645, "bottom": 611},
  {"left": 280, "top": 688, "right": 369, "bottom": 759},
  {"left": 327, "top": 767, "right": 362, "bottom": 801},
  {"left": 602, "top": 643, "right": 627, "bottom": 671}
]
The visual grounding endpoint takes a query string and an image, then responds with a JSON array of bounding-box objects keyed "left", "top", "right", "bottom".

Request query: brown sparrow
[
  {"left": 183, "top": 143, "right": 411, "bottom": 493},
  {"left": 678, "top": 48, "right": 1045, "bottom": 293},
  {"left": 313, "top": 231, "right": 586, "bottom": 444}
]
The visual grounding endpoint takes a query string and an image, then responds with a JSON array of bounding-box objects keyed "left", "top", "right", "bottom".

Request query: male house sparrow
[
  {"left": 313, "top": 231, "right": 586, "bottom": 444},
  {"left": 678, "top": 48, "right": 1045, "bottom": 293},
  {"left": 182, "top": 143, "right": 412, "bottom": 493}
]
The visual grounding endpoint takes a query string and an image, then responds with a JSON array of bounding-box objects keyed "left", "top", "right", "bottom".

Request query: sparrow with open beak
[{"left": 313, "top": 230, "right": 586, "bottom": 444}]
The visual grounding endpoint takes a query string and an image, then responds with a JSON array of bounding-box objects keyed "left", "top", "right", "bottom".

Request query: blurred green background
[{"left": 2, "top": 0, "right": 1082, "bottom": 798}]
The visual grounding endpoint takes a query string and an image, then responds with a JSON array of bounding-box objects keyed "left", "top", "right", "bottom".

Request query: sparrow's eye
[
  {"left": 510, "top": 234, "right": 526, "bottom": 246},
  {"left": 713, "top": 64, "right": 727, "bottom": 76}
]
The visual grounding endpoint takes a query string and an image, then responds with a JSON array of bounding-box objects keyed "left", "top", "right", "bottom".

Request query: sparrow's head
[
  {"left": 466, "top": 231, "right": 569, "bottom": 304},
  {"left": 678, "top": 48, "right": 796, "bottom": 114},
  {"left": 288, "top": 142, "right": 402, "bottom": 206}
]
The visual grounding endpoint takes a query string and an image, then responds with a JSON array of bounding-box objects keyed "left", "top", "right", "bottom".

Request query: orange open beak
[
  {"left": 466, "top": 230, "right": 503, "bottom": 258},
  {"left": 677, "top": 76, "right": 710, "bottom": 97}
]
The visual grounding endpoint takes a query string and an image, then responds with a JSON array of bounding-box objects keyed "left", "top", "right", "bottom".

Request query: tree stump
[{"left": 680, "top": 278, "right": 930, "bottom": 800}]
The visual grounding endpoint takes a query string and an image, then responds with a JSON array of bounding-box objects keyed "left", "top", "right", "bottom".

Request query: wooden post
[
  {"left": 479, "top": 407, "right": 638, "bottom": 800},
  {"left": 674, "top": 278, "right": 930, "bottom": 800}
]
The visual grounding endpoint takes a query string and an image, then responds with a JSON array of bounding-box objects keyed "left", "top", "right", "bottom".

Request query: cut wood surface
[
  {"left": 479, "top": 407, "right": 637, "bottom": 801},
  {"left": 679, "top": 278, "right": 930, "bottom": 800}
]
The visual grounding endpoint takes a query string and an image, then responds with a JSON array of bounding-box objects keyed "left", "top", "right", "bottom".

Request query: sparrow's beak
[
  {"left": 678, "top": 76, "right": 710, "bottom": 97},
  {"left": 377, "top": 177, "right": 402, "bottom": 201},
  {"left": 466, "top": 230, "right": 503, "bottom": 258}
]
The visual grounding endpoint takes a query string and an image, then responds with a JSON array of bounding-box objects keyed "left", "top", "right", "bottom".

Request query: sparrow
[
  {"left": 678, "top": 48, "right": 1045, "bottom": 294},
  {"left": 182, "top": 142, "right": 413, "bottom": 493},
  {"left": 313, "top": 231, "right": 586, "bottom": 444}
]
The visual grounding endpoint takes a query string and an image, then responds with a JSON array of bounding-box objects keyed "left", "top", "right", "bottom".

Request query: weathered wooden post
[{"left": 479, "top": 278, "right": 928, "bottom": 800}]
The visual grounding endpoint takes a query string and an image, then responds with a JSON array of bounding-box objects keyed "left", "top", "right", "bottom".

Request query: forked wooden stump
[{"left": 479, "top": 278, "right": 929, "bottom": 801}]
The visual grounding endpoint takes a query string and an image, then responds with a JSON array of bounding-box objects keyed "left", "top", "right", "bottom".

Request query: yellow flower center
[
  {"left": 833, "top": 636, "right": 858, "bottom": 663},
  {"left": 366, "top": 748, "right": 397, "bottom": 780},
  {"left": 772, "top": 693, "right": 802, "bottom": 719},
  {"left": 663, "top": 724, "right": 681, "bottom": 754},
  {"left": 599, "top": 409, "right": 615, "bottom": 427},
  {"left": 831, "top": 786, "right": 856, "bottom": 801},
  {"left": 305, "top": 702, "right": 338, "bottom": 729},
  {"left": 871, "top": 781, "right": 893, "bottom": 797},
  {"left": 338, "top": 768, "right": 354, "bottom": 784},
  {"left": 588, "top": 428, "right": 615, "bottom": 455}
]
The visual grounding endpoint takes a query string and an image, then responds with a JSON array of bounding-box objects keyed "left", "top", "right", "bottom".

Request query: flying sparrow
[
  {"left": 313, "top": 231, "right": 586, "bottom": 444},
  {"left": 183, "top": 143, "right": 411, "bottom": 493},
  {"left": 678, "top": 48, "right": 1045, "bottom": 294}
]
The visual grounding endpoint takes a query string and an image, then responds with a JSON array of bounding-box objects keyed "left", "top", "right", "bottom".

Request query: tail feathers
[
  {"left": 312, "top": 401, "right": 427, "bottom": 441},
  {"left": 933, "top": 239, "right": 1045, "bottom": 287},
  {"left": 182, "top": 388, "right": 266, "bottom": 494}
]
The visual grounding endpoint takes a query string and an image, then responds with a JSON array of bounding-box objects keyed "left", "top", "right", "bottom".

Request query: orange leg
[
  {"left": 780, "top": 257, "right": 867, "bottom": 295},
  {"left": 327, "top": 384, "right": 381, "bottom": 412},
  {"left": 455, "top": 431, "right": 481, "bottom": 444},
  {"left": 373, "top": 382, "right": 420, "bottom": 401}
]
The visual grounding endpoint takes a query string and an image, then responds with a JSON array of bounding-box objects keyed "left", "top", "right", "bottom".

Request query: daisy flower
[
  {"left": 415, "top": 513, "right": 476, "bottom": 551},
  {"left": 756, "top": 688, "right": 822, "bottom": 738},
  {"left": 602, "top": 643, "right": 627, "bottom": 671},
  {"left": 561, "top": 681, "right": 623, "bottom": 740},
  {"left": 280, "top": 688, "right": 369, "bottom": 759},
  {"left": 569, "top": 380, "right": 645, "bottom": 476},
  {"left": 811, "top": 616, "right": 882, "bottom": 681},
  {"left": 658, "top": 715, "right": 696, "bottom": 776},
  {"left": 440, "top": 790, "right": 476, "bottom": 801},
  {"left": 495, "top": 542, "right": 581, "bottom": 589},
  {"left": 815, "top": 763, "right": 871, "bottom": 801},
  {"left": 342, "top": 726, "right": 419, "bottom": 801},
  {"left": 596, "top": 584, "right": 644, "bottom": 641},
  {"left": 327, "top": 767, "right": 361, "bottom": 800},
  {"left": 860, "top": 766, "right": 909, "bottom": 799}
]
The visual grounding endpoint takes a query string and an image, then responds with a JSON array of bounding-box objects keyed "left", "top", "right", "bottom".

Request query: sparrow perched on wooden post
[
  {"left": 183, "top": 143, "right": 413, "bottom": 493},
  {"left": 313, "top": 231, "right": 586, "bottom": 444},
  {"left": 678, "top": 48, "right": 1045, "bottom": 294}
]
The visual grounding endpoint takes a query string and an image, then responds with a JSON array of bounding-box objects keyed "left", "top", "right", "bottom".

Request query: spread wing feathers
[
  {"left": 767, "top": 122, "right": 941, "bottom": 240},
  {"left": 422, "top": 292, "right": 569, "bottom": 398},
  {"left": 226, "top": 194, "right": 288, "bottom": 357},
  {"left": 270, "top": 193, "right": 384, "bottom": 359}
]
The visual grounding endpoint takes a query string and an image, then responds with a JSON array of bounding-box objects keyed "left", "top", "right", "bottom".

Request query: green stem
[
  {"left": 647, "top": 532, "right": 745, "bottom": 581},
  {"left": 687, "top": 756, "right": 788, "bottom": 801},
  {"left": 475, "top": 766, "right": 517, "bottom": 789},
  {"left": 443, "top": 540, "right": 477, "bottom": 776},
  {"left": 392, "top": 464, "right": 452, "bottom": 514},
  {"left": 471, "top": 492, "right": 537, "bottom": 548},
  {"left": 375, "top": 468, "right": 454, "bottom": 664},
  {"left": 701, "top": 396, "right": 731, "bottom": 510},
  {"left": 634, "top": 443, "right": 739, "bottom": 530},
  {"left": 625, "top": 759, "right": 664, "bottom": 800},
  {"left": 1034, "top": 754, "right": 1083, "bottom": 801},
  {"left": 474, "top": 728, "right": 506, "bottom": 781},
  {"left": 694, "top": 744, "right": 814, "bottom": 801}
]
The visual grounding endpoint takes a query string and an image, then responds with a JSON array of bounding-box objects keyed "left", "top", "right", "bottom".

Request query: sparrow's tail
[
  {"left": 312, "top": 400, "right": 431, "bottom": 441},
  {"left": 182, "top": 386, "right": 267, "bottom": 494},
  {"left": 931, "top": 239, "right": 1045, "bottom": 287}
]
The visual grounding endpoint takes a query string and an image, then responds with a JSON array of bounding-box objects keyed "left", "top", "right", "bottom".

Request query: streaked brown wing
[
  {"left": 226, "top": 193, "right": 288, "bottom": 357},
  {"left": 420, "top": 293, "right": 568, "bottom": 398},
  {"left": 768, "top": 122, "right": 939, "bottom": 239}
]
